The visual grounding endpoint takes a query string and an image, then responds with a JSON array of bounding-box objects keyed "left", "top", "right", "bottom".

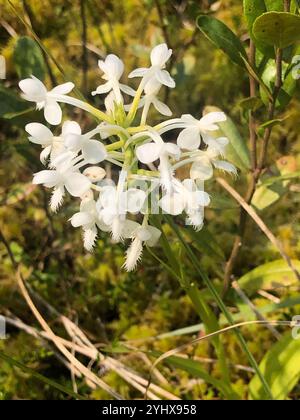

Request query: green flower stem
[
  {"left": 106, "top": 140, "right": 124, "bottom": 152},
  {"left": 49, "top": 94, "right": 113, "bottom": 123},
  {"left": 126, "top": 82, "right": 144, "bottom": 124}
]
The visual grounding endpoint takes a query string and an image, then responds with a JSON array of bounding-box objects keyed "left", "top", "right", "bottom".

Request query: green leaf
[
  {"left": 0, "top": 84, "right": 31, "bottom": 119},
  {"left": 162, "top": 354, "right": 238, "bottom": 399},
  {"left": 260, "top": 171, "right": 300, "bottom": 186},
  {"left": 259, "top": 117, "right": 287, "bottom": 130},
  {"left": 259, "top": 59, "right": 297, "bottom": 109},
  {"left": 249, "top": 333, "right": 300, "bottom": 400},
  {"left": 166, "top": 216, "right": 273, "bottom": 399},
  {"left": 251, "top": 182, "right": 285, "bottom": 210},
  {"left": 183, "top": 226, "right": 226, "bottom": 261},
  {"left": 243, "top": 0, "right": 274, "bottom": 56},
  {"left": 238, "top": 260, "right": 300, "bottom": 295},
  {"left": 13, "top": 36, "right": 46, "bottom": 80},
  {"left": 253, "top": 12, "right": 300, "bottom": 49},
  {"left": 204, "top": 106, "right": 251, "bottom": 171},
  {"left": 239, "top": 96, "right": 264, "bottom": 113},
  {"left": 244, "top": 0, "right": 267, "bottom": 39},
  {"left": 196, "top": 15, "right": 248, "bottom": 67},
  {"left": 264, "top": 0, "right": 284, "bottom": 11}
]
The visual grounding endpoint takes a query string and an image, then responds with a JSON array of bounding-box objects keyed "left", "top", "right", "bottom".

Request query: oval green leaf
[
  {"left": 253, "top": 12, "right": 300, "bottom": 48},
  {"left": 249, "top": 333, "right": 300, "bottom": 400},
  {"left": 238, "top": 259, "right": 300, "bottom": 295}
]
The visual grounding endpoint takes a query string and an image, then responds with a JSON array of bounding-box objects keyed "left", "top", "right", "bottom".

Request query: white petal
[
  {"left": 155, "top": 70, "right": 175, "bottom": 88},
  {"left": 83, "top": 166, "right": 106, "bottom": 182},
  {"left": 62, "top": 121, "right": 81, "bottom": 136},
  {"left": 177, "top": 127, "right": 201, "bottom": 151},
  {"left": 128, "top": 68, "right": 148, "bottom": 78},
  {"left": 199, "top": 112, "right": 226, "bottom": 131},
  {"left": 98, "top": 186, "right": 117, "bottom": 209},
  {"left": 105, "top": 54, "right": 124, "bottom": 79},
  {"left": 64, "top": 133, "right": 84, "bottom": 151},
  {"left": 70, "top": 211, "right": 94, "bottom": 227},
  {"left": 213, "top": 160, "right": 237, "bottom": 175},
  {"left": 144, "top": 78, "right": 161, "bottom": 95},
  {"left": 19, "top": 77, "right": 47, "bottom": 101},
  {"left": 144, "top": 226, "right": 161, "bottom": 247},
  {"left": 181, "top": 114, "right": 198, "bottom": 124},
  {"left": 33, "top": 170, "right": 61, "bottom": 187},
  {"left": 159, "top": 193, "right": 185, "bottom": 215},
  {"left": 119, "top": 84, "right": 136, "bottom": 96},
  {"left": 121, "top": 220, "right": 140, "bottom": 239},
  {"left": 125, "top": 189, "right": 146, "bottom": 213},
  {"left": 164, "top": 142, "right": 180, "bottom": 158},
  {"left": 150, "top": 43, "right": 172, "bottom": 67},
  {"left": 82, "top": 140, "right": 107, "bottom": 164},
  {"left": 98, "top": 59, "right": 109, "bottom": 75},
  {"left": 190, "top": 159, "right": 213, "bottom": 181},
  {"left": 136, "top": 227, "right": 152, "bottom": 242},
  {"left": 44, "top": 100, "right": 62, "bottom": 125},
  {"left": 136, "top": 142, "right": 161, "bottom": 164},
  {"left": 51, "top": 82, "right": 74, "bottom": 95},
  {"left": 65, "top": 173, "right": 91, "bottom": 197},
  {"left": 152, "top": 98, "right": 172, "bottom": 116},
  {"left": 26, "top": 123, "right": 53, "bottom": 145},
  {"left": 194, "top": 191, "right": 211, "bottom": 207},
  {"left": 91, "top": 81, "right": 112, "bottom": 96}
]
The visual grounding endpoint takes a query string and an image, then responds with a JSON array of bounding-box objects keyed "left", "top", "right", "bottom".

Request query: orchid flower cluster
[{"left": 20, "top": 44, "right": 236, "bottom": 271}]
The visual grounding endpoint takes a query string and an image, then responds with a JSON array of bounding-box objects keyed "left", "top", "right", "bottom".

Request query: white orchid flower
[
  {"left": 33, "top": 152, "right": 91, "bottom": 211},
  {"left": 121, "top": 220, "right": 161, "bottom": 271},
  {"left": 70, "top": 197, "right": 110, "bottom": 251},
  {"left": 91, "top": 54, "right": 135, "bottom": 103},
  {"left": 129, "top": 43, "right": 175, "bottom": 88},
  {"left": 177, "top": 112, "right": 227, "bottom": 151},
  {"left": 96, "top": 171, "right": 146, "bottom": 241},
  {"left": 19, "top": 76, "right": 74, "bottom": 125},
  {"left": 62, "top": 121, "right": 107, "bottom": 164},
  {"left": 135, "top": 131, "right": 180, "bottom": 192},
  {"left": 190, "top": 138, "right": 237, "bottom": 181},
  {"left": 160, "top": 178, "right": 210, "bottom": 230},
  {"left": 25, "top": 122, "right": 66, "bottom": 164}
]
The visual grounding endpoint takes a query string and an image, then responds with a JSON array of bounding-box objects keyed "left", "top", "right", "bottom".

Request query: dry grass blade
[
  {"left": 16, "top": 268, "right": 123, "bottom": 400},
  {"left": 216, "top": 177, "right": 300, "bottom": 281},
  {"left": 232, "top": 281, "right": 281, "bottom": 340}
]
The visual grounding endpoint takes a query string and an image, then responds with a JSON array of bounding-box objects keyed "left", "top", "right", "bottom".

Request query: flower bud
[{"left": 83, "top": 166, "right": 106, "bottom": 182}]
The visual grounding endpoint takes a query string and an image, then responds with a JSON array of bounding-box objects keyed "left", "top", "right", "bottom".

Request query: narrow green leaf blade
[
  {"left": 13, "top": 36, "right": 46, "bottom": 80},
  {"left": 196, "top": 15, "right": 248, "bottom": 67}
]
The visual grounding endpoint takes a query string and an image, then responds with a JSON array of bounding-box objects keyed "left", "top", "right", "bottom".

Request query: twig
[
  {"left": 223, "top": 44, "right": 284, "bottom": 294},
  {"left": 249, "top": 40, "right": 257, "bottom": 171},
  {"left": 216, "top": 177, "right": 300, "bottom": 282},
  {"left": 79, "top": 0, "right": 88, "bottom": 95},
  {"left": 231, "top": 281, "right": 281, "bottom": 340},
  {"left": 16, "top": 269, "right": 124, "bottom": 400}
]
